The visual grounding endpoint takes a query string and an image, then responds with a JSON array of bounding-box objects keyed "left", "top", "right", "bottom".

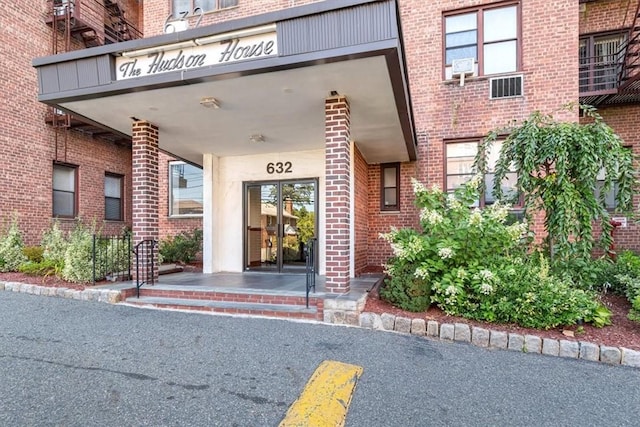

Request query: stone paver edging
[
  {"left": 359, "top": 312, "right": 640, "bottom": 369},
  {"left": 0, "top": 281, "right": 121, "bottom": 304}
]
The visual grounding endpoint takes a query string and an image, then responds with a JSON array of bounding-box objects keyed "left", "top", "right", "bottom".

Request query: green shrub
[
  {"left": 490, "top": 257, "right": 607, "bottom": 329},
  {"left": 23, "top": 246, "right": 44, "bottom": 263},
  {"left": 629, "top": 296, "right": 640, "bottom": 322},
  {"left": 18, "top": 259, "right": 63, "bottom": 277},
  {"left": 159, "top": 229, "right": 202, "bottom": 264},
  {"left": 41, "top": 221, "right": 68, "bottom": 265},
  {"left": 0, "top": 215, "right": 28, "bottom": 272},
  {"left": 617, "top": 250, "right": 640, "bottom": 276},
  {"left": 380, "top": 259, "right": 431, "bottom": 312},
  {"left": 553, "top": 256, "right": 621, "bottom": 294},
  {"left": 380, "top": 178, "right": 607, "bottom": 329},
  {"left": 61, "top": 223, "right": 94, "bottom": 283}
]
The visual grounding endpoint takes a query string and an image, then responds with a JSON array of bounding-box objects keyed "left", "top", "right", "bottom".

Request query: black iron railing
[
  {"left": 92, "top": 234, "right": 131, "bottom": 284},
  {"left": 579, "top": 5, "right": 640, "bottom": 95},
  {"left": 305, "top": 238, "right": 317, "bottom": 308},
  {"left": 133, "top": 239, "right": 157, "bottom": 298}
]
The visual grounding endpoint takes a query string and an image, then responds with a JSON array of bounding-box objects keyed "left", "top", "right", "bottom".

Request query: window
[
  {"left": 53, "top": 164, "right": 77, "bottom": 218},
  {"left": 173, "top": 0, "right": 237, "bottom": 17},
  {"left": 380, "top": 163, "right": 400, "bottom": 211},
  {"left": 444, "top": 3, "right": 519, "bottom": 77},
  {"left": 594, "top": 147, "right": 630, "bottom": 211},
  {"left": 105, "top": 174, "right": 123, "bottom": 221},
  {"left": 595, "top": 171, "right": 618, "bottom": 210},
  {"left": 445, "top": 141, "right": 518, "bottom": 206},
  {"left": 579, "top": 33, "right": 625, "bottom": 93},
  {"left": 169, "top": 161, "right": 203, "bottom": 216}
]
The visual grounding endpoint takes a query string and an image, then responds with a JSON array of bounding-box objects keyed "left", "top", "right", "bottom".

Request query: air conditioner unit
[
  {"left": 451, "top": 58, "right": 475, "bottom": 86},
  {"left": 489, "top": 75, "right": 523, "bottom": 99},
  {"left": 164, "top": 19, "right": 189, "bottom": 34}
]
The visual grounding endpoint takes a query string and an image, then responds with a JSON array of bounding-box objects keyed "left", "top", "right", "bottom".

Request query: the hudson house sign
[{"left": 115, "top": 25, "right": 278, "bottom": 80}]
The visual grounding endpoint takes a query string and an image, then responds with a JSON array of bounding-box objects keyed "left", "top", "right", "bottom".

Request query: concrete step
[
  {"left": 125, "top": 296, "right": 321, "bottom": 320},
  {"left": 130, "top": 287, "right": 320, "bottom": 307}
]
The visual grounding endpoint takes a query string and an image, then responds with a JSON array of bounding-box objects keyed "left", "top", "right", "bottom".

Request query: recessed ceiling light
[
  {"left": 249, "top": 134, "right": 265, "bottom": 143},
  {"left": 200, "top": 97, "right": 220, "bottom": 109}
]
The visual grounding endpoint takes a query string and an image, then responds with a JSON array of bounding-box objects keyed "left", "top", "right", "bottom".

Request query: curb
[
  {"left": 358, "top": 311, "right": 640, "bottom": 369},
  {"left": 0, "top": 281, "right": 122, "bottom": 304},
  {"left": 3, "top": 280, "right": 638, "bottom": 369}
]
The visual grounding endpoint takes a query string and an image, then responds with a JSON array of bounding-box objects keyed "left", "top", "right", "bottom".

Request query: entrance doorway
[{"left": 244, "top": 179, "right": 317, "bottom": 273}]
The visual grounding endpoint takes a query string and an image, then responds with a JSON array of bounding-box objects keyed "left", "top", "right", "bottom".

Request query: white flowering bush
[
  {"left": 379, "top": 177, "right": 608, "bottom": 328},
  {"left": 0, "top": 215, "right": 28, "bottom": 272},
  {"left": 41, "top": 220, "right": 67, "bottom": 266},
  {"left": 62, "top": 222, "right": 95, "bottom": 283}
]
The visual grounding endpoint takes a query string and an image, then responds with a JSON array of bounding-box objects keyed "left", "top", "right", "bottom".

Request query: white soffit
[{"left": 60, "top": 56, "right": 408, "bottom": 165}]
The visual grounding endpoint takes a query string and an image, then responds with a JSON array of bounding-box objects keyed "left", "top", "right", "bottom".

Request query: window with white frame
[
  {"left": 53, "top": 163, "right": 77, "bottom": 218},
  {"left": 444, "top": 3, "right": 519, "bottom": 77},
  {"left": 173, "top": 0, "right": 237, "bottom": 18},
  {"left": 105, "top": 174, "right": 124, "bottom": 221},
  {"left": 169, "top": 161, "right": 203, "bottom": 216},
  {"left": 445, "top": 140, "right": 518, "bottom": 206}
]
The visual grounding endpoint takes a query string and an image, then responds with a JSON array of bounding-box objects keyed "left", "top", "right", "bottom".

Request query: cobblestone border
[
  {"left": 0, "top": 282, "right": 121, "bottom": 304},
  {"left": 359, "top": 312, "right": 640, "bottom": 369}
]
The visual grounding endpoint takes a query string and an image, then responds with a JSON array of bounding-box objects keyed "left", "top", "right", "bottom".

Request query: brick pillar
[
  {"left": 325, "top": 96, "right": 351, "bottom": 293},
  {"left": 132, "top": 121, "right": 159, "bottom": 280}
]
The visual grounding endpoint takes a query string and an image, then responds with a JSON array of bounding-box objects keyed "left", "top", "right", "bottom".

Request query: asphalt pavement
[{"left": 1, "top": 291, "right": 638, "bottom": 426}]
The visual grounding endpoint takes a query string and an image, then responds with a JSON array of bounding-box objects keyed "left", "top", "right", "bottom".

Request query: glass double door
[{"left": 244, "top": 179, "right": 317, "bottom": 273}]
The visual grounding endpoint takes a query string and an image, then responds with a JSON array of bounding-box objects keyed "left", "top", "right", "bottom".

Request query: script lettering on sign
[{"left": 116, "top": 30, "right": 278, "bottom": 81}]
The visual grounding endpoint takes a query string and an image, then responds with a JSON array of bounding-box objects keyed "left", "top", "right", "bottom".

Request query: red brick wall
[
  {"left": 579, "top": 0, "right": 635, "bottom": 34},
  {"left": 590, "top": 105, "right": 640, "bottom": 252},
  {"left": 366, "top": 162, "right": 419, "bottom": 270},
  {"left": 365, "top": 0, "right": 581, "bottom": 269},
  {"left": 1, "top": 1, "right": 133, "bottom": 245},
  {"left": 132, "top": 121, "right": 159, "bottom": 243},
  {"left": 325, "top": 96, "right": 351, "bottom": 292},
  {"left": 158, "top": 151, "right": 203, "bottom": 243},
  {"left": 580, "top": 1, "right": 640, "bottom": 252},
  {"left": 353, "top": 145, "right": 369, "bottom": 276}
]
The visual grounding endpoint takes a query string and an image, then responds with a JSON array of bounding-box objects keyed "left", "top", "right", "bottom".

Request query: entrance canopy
[{"left": 33, "top": 0, "right": 417, "bottom": 166}]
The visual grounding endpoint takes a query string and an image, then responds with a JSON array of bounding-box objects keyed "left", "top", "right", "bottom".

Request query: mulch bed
[{"left": 365, "top": 293, "right": 640, "bottom": 351}]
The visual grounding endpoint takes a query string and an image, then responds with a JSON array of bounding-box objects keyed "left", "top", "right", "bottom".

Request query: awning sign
[{"left": 116, "top": 29, "right": 277, "bottom": 80}]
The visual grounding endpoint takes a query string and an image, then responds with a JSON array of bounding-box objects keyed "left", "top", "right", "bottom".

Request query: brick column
[
  {"left": 132, "top": 121, "right": 159, "bottom": 280},
  {"left": 325, "top": 96, "right": 351, "bottom": 293}
]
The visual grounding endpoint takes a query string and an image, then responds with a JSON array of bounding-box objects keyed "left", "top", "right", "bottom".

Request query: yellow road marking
[{"left": 279, "top": 360, "right": 364, "bottom": 427}]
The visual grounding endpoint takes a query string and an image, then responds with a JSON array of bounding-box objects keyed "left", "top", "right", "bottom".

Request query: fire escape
[
  {"left": 579, "top": 0, "right": 640, "bottom": 106},
  {"left": 44, "top": 0, "right": 142, "bottom": 160}
]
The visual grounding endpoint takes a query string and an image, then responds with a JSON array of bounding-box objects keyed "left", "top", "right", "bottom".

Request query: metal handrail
[
  {"left": 133, "top": 239, "right": 157, "bottom": 298},
  {"left": 617, "top": 1, "right": 640, "bottom": 89},
  {"left": 305, "top": 238, "right": 317, "bottom": 308},
  {"left": 92, "top": 234, "right": 132, "bottom": 284}
]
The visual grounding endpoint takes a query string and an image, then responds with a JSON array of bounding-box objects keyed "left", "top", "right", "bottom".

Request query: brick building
[{"left": 1, "top": 0, "right": 637, "bottom": 294}]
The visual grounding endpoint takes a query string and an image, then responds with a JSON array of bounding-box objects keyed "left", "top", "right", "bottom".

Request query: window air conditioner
[{"left": 451, "top": 58, "right": 475, "bottom": 86}]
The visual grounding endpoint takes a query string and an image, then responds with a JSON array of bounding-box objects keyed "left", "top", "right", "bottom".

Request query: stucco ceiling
[{"left": 60, "top": 55, "right": 409, "bottom": 166}]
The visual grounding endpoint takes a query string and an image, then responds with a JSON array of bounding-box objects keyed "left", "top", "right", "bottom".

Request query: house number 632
[{"left": 266, "top": 161, "right": 292, "bottom": 174}]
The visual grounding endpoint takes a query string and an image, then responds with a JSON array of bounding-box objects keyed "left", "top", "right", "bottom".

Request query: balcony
[
  {"left": 45, "top": 109, "right": 131, "bottom": 146},
  {"left": 46, "top": 0, "right": 142, "bottom": 48},
  {"left": 579, "top": 31, "right": 640, "bottom": 106},
  {"left": 45, "top": 0, "right": 141, "bottom": 144}
]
